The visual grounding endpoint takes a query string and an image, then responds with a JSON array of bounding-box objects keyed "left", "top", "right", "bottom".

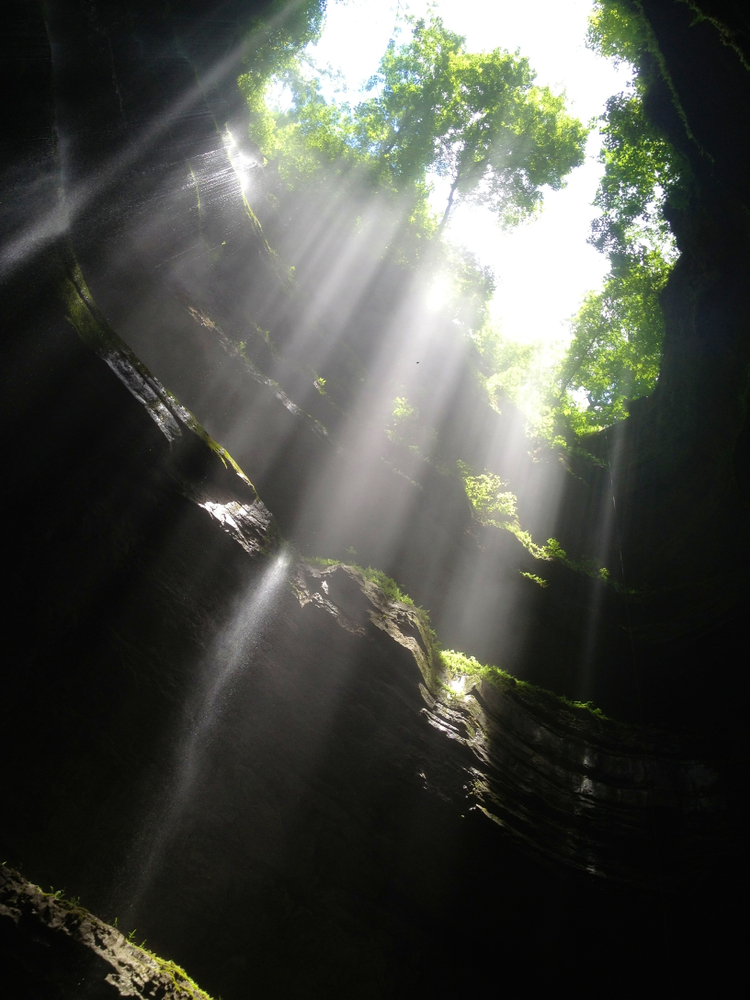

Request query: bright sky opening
[{"left": 307, "top": 0, "right": 633, "bottom": 346}]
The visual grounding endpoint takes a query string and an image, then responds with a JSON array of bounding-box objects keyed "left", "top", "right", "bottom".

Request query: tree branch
[{"left": 438, "top": 169, "right": 461, "bottom": 231}]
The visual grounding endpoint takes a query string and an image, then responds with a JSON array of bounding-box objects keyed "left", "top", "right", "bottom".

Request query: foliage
[
  {"left": 357, "top": 15, "right": 587, "bottom": 227},
  {"left": 455, "top": 483, "right": 613, "bottom": 583},
  {"left": 265, "top": 67, "right": 364, "bottom": 185},
  {"left": 467, "top": 324, "right": 558, "bottom": 436},
  {"left": 250, "top": 11, "right": 586, "bottom": 229},
  {"left": 586, "top": 0, "right": 647, "bottom": 68},
  {"left": 387, "top": 396, "right": 421, "bottom": 446},
  {"left": 337, "top": 13, "right": 587, "bottom": 228},
  {"left": 471, "top": 325, "right": 538, "bottom": 395},
  {"left": 253, "top": 64, "right": 440, "bottom": 266},
  {"left": 457, "top": 461, "right": 518, "bottom": 526},
  {"left": 455, "top": 463, "right": 612, "bottom": 579},
  {"left": 360, "top": 565, "right": 415, "bottom": 606},
  {"left": 589, "top": 87, "right": 681, "bottom": 270},
  {"left": 239, "top": 0, "right": 328, "bottom": 99},
  {"left": 454, "top": 446, "right": 617, "bottom": 583},
  {"left": 307, "top": 556, "right": 414, "bottom": 605},
  {"left": 238, "top": 1, "right": 328, "bottom": 152},
  {"left": 234, "top": 5, "right": 586, "bottom": 408},
  {"left": 509, "top": 524, "right": 611, "bottom": 582},
  {"left": 392, "top": 396, "right": 417, "bottom": 423},
  {"left": 439, "top": 246, "right": 496, "bottom": 335},
  {"left": 440, "top": 649, "right": 608, "bottom": 719},
  {"left": 558, "top": 252, "right": 670, "bottom": 425},
  {"left": 551, "top": 0, "right": 687, "bottom": 430}
]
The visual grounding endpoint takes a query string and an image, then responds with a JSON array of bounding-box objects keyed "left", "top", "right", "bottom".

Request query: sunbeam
[{"left": 3, "top": 1, "right": 742, "bottom": 997}]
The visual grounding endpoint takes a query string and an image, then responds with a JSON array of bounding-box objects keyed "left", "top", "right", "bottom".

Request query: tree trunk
[{"left": 439, "top": 170, "right": 461, "bottom": 232}]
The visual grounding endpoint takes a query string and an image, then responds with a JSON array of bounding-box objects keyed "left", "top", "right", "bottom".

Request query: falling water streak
[{"left": 119, "top": 549, "right": 291, "bottom": 918}]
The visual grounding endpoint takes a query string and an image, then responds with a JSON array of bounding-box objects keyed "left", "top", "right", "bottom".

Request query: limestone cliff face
[
  {"left": 0, "top": 869, "right": 211, "bottom": 1000},
  {"left": 0, "top": 1, "right": 747, "bottom": 997},
  {"left": 576, "top": 0, "right": 750, "bottom": 736},
  {"left": 23, "top": 0, "right": 746, "bottom": 732},
  {"left": 0, "top": 289, "right": 732, "bottom": 993},
  {"left": 298, "top": 563, "right": 725, "bottom": 886}
]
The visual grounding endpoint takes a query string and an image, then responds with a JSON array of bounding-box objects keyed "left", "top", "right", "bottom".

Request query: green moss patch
[
  {"left": 440, "top": 649, "right": 608, "bottom": 721},
  {"left": 306, "top": 557, "right": 415, "bottom": 605}
]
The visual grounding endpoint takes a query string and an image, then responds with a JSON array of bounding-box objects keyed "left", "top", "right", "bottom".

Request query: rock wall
[
  {"left": 1, "top": 1, "right": 747, "bottom": 996},
  {"left": 0, "top": 868, "right": 212, "bottom": 1000}
]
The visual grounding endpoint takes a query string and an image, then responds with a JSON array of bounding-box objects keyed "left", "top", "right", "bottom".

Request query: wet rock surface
[
  {"left": 295, "top": 562, "right": 727, "bottom": 887},
  {"left": 0, "top": 505, "right": 737, "bottom": 995},
  {"left": 425, "top": 676, "right": 725, "bottom": 883},
  {"left": 1, "top": 1, "right": 748, "bottom": 997},
  {"left": 0, "top": 869, "right": 211, "bottom": 1000}
]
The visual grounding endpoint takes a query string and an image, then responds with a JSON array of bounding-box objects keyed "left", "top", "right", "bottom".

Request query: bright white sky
[{"left": 306, "top": 0, "right": 633, "bottom": 346}]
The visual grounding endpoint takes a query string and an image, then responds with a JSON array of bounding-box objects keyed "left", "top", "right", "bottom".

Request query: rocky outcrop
[
  {"left": 0, "top": 868, "right": 211, "bottom": 999},
  {"left": 296, "top": 562, "right": 726, "bottom": 887}
]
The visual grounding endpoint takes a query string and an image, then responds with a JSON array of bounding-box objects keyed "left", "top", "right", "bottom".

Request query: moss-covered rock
[{"left": 0, "top": 868, "right": 213, "bottom": 999}]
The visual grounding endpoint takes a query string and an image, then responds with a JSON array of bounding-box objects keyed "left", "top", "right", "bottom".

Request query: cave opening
[{"left": 1, "top": 1, "right": 747, "bottom": 997}]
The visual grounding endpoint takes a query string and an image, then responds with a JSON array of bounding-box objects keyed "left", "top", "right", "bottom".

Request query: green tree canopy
[
  {"left": 558, "top": 253, "right": 670, "bottom": 428},
  {"left": 238, "top": 0, "right": 328, "bottom": 152},
  {"left": 267, "top": 13, "right": 587, "bottom": 230},
  {"left": 552, "top": 0, "right": 686, "bottom": 432},
  {"left": 353, "top": 15, "right": 588, "bottom": 228},
  {"left": 590, "top": 86, "right": 682, "bottom": 272}
]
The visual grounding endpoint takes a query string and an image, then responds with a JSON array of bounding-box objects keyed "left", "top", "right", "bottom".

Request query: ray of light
[
  {"left": 45, "top": 3, "right": 638, "bottom": 872},
  {"left": 0, "top": 1, "right": 311, "bottom": 277}
]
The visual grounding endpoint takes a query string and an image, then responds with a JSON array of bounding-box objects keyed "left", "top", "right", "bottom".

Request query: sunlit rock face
[
  {"left": 0, "top": 294, "right": 731, "bottom": 995},
  {"left": 295, "top": 563, "right": 725, "bottom": 888},
  {"left": 32, "top": 0, "right": 748, "bottom": 735},
  {"left": 1, "top": 0, "right": 748, "bottom": 997}
]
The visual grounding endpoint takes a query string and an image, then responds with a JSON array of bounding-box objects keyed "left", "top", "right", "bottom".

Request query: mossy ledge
[
  {"left": 440, "top": 649, "right": 610, "bottom": 724},
  {"left": 304, "top": 558, "right": 612, "bottom": 724},
  {"left": 0, "top": 867, "right": 213, "bottom": 999},
  {"left": 62, "top": 257, "right": 280, "bottom": 559},
  {"left": 63, "top": 261, "right": 255, "bottom": 492}
]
